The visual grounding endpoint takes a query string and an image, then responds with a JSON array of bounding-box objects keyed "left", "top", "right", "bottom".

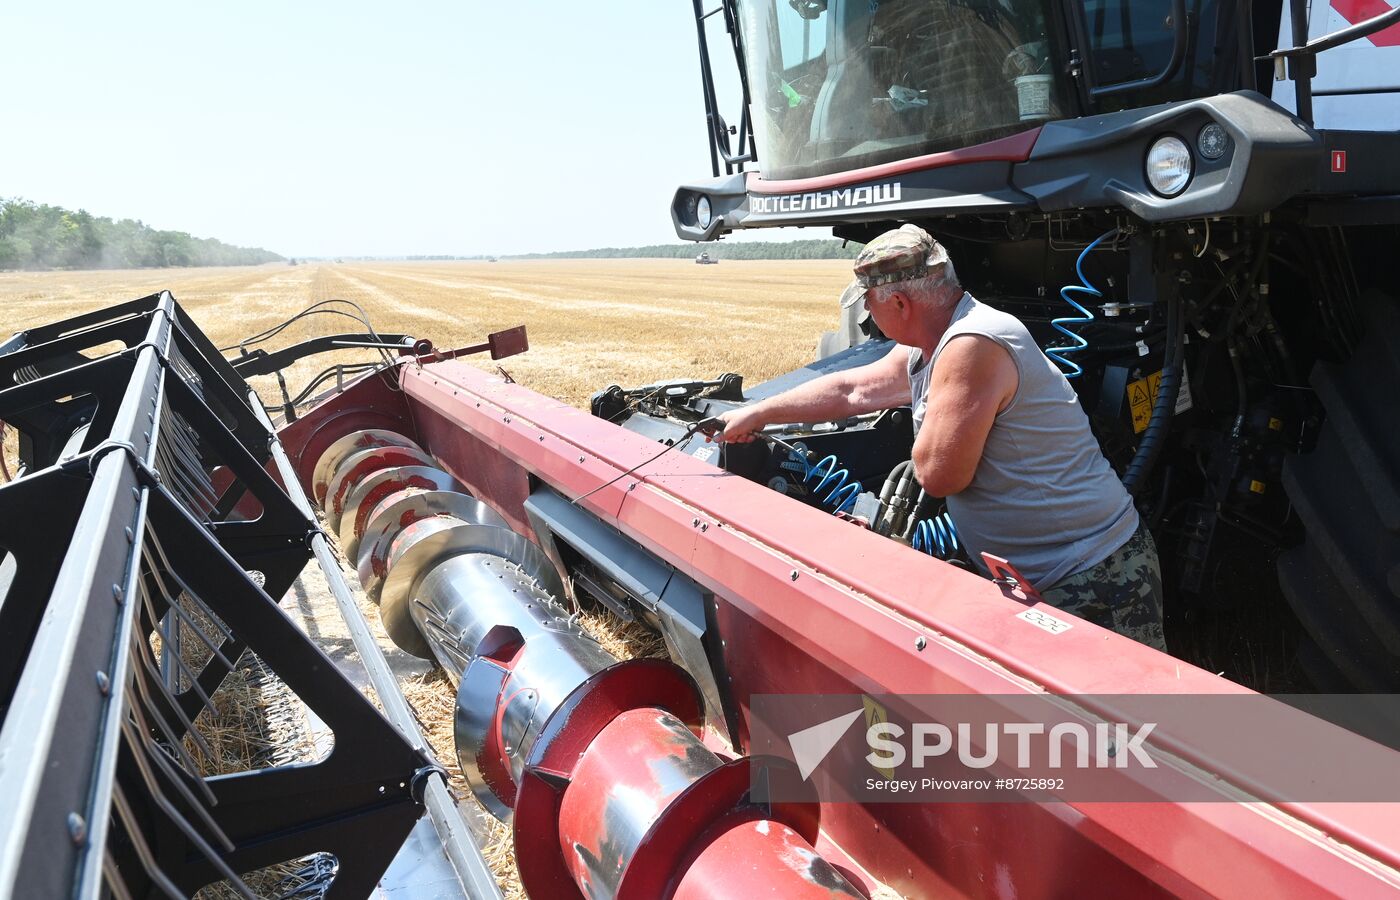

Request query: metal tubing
[
  {"left": 1290, "top": 0, "right": 1314, "bottom": 123},
  {"left": 384, "top": 520, "right": 613, "bottom": 811}
]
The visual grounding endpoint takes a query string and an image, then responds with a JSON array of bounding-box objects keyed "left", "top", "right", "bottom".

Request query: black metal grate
[
  {"left": 154, "top": 398, "right": 220, "bottom": 523},
  {"left": 0, "top": 292, "right": 428, "bottom": 899}
]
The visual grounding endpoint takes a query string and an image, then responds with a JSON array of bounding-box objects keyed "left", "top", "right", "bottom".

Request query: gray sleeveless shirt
[{"left": 909, "top": 293, "right": 1138, "bottom": 588}]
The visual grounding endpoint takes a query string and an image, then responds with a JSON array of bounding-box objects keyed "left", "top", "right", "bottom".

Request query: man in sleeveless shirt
[{"left": 715, "top": 224, "right": 1167, "bottom": 651}]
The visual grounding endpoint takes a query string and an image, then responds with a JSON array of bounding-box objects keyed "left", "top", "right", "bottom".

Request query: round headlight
[
  {"left": 696, "top": 195, "right": 713, "bottom": 229},
  {"left": 1198, "top": 122, "right": 1228, "bottom": 160},
  {"left": 1146, "top": 136, "right": 1192, "bottom": 197}
]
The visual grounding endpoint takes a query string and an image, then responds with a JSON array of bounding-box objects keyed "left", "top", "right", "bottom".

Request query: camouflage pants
[{"left": 1040, "top": 526, "right": 1168, "bottom": 652}]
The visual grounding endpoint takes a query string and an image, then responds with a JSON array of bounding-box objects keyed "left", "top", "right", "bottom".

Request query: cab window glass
[
  {"left": 1081, "top": 0, "right": 1235, "bottom": 110},
  {"left": 1082, "top": 0, "right": 1179, "bottom": 85},
  {"left": 740, "top": 0, "right": 1067, "bottom": 181},
  {"left": 778, "top": 1, "right": 828, "bottom": 69}
]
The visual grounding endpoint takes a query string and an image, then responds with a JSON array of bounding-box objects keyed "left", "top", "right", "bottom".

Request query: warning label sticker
[{"left": 1127, "top": 364, "right": 1193, "bottom": 433}]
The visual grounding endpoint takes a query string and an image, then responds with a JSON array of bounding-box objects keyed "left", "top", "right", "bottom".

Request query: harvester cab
[
  {"left": 650, "top": 0, "right": 1400, "bottom": 693},
  {"left": 675, "top": 0, "right": 1398, "bottom": 227}
]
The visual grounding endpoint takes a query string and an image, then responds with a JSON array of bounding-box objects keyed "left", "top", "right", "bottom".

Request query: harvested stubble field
[
  {"left": 0, "top": 258, "right": 853, "bottom": 409},
  {"left": 0, "top": 257, "right": 851, "bottom": 897}
]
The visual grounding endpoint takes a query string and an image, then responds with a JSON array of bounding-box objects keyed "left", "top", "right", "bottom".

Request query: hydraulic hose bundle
[
  {"left": 310, "top": 428, "right": 863, "bottom": 900},
  {"left": 789, "top": 446, "right": 961, "bottom": 562},
  {"left": 876, "top": 462, "right": 962, "bottom": 560}
]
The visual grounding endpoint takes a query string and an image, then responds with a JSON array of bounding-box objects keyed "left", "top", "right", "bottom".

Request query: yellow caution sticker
[
  {"left": 1128, "top": 376, "right": 1157, "bottom": 433},
  {"left": 1127, "top": 365, "right": 1193, "bottom": 434},
  {"left": 862, "top": 695, "right": 896, "bottom": 779}
]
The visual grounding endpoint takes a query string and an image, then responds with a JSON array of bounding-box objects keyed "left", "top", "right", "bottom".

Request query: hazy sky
[{"left": 0, "top": 1, "right": 801, "bottom": 257}]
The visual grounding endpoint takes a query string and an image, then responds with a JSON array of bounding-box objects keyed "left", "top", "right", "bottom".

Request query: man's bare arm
[
  {"left": 716, "top": 343, "right": 911, "bottom": 442},
  {"left": 911, "top": 334, "right": 1018, "bottom": 496}
]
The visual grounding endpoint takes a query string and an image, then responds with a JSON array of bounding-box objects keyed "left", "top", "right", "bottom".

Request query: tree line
[
  {"left": 508, "top": 239, "right": 862, "bottom": 260},
  {"left": 0, "top": 198, "right": 283, "bottom": 270}
]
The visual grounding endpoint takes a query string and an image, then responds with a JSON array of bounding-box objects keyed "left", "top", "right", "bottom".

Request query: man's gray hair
[{"left": 871, "top": 259, "right": 960, "bottom": 309}]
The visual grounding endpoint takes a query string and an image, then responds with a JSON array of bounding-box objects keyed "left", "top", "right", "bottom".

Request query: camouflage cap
[
  {"left": 838, "top": 278, "right": 868, "bottom": 310},
  {"left": 852, "top": 224, "right": 950, "bottom": 290}
]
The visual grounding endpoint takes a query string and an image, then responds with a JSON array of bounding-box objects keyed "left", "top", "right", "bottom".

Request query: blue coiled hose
[
  {"left": 911, "top": 512, "right": 959, "bottom": 559},
  {"left": 1046, "top": 228, "right": 1119, "bottom": 379},
  {"left": 790, "top": 449, "right": 862, "bottom": 514}
]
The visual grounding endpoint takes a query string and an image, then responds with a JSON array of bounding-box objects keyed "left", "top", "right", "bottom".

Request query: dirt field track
[{"left": 0, "top": 258, "right": 854, "bottom": 408}]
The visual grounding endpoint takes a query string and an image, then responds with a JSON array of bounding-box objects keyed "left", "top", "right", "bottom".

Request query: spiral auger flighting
[
  {"left": 1046, "top": 229, "right": 1119, "bottom": 379},
  {"left": 314, "top": 428, "right": 863, "bottom": 900}
]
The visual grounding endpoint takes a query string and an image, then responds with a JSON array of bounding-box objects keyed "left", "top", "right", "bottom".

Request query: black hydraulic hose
[
  {"left": 1148, "top": 464, "right": 1175, "bottom": 530},
  {"left": 1123, "top": 293, "right": 1185, "bottom": 497},
  {"left": 1226, "top": 337, "right": 1249, "bottom": 437},
  {"left": 1225, "top": 235, "right": 1270, "bottom": 336},
  {"left": 876, "top": 460, "right": 912, "bottom": 536},
  {"left": 1087, "top": 329, "right": 1168, "bottom": 355},
  {"left": 903, "top": 489, "right": 939, "bottom": 542}
]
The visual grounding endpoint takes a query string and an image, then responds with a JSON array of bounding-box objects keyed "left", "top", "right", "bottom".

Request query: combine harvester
[
  {"left": 669, "top": 0, "right": 1400, "bottom": 694},
  {"left": 4, "top": 0, "right": 1400, "bottom": 897}
]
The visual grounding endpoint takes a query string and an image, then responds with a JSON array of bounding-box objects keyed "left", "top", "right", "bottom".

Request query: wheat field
[{"left": 0, "top": 258, "right": 854, "bottom": 410}]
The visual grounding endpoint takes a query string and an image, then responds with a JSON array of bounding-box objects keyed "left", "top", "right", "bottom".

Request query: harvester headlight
[
  {"left": 695, "top": 195, "right": 713, "bottom": 229},
  {"left": 1198, "top": 122, "right": 1228, "bottom": 160},
  {"left": 1145, "top": 136, "right": 1192, "bottom": 197}
]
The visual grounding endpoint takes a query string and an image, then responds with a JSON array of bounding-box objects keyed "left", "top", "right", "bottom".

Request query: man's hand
[{"left": 710, "top": 406, "right": 770, "bottom": 443}]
